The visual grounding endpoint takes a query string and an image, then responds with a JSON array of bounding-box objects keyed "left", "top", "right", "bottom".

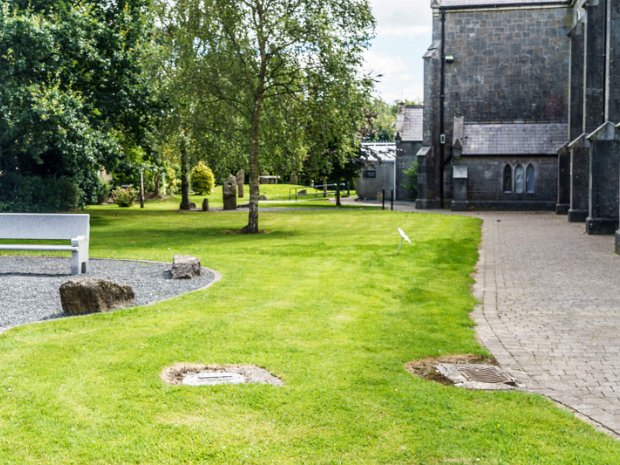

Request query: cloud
[{"left": 365, "top": 0, "right": 432, "bottom": 102}]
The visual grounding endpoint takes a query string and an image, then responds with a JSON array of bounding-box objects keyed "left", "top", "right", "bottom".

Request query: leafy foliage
[
  {"left": 190, "top": 162, "right": 215, "bottom": 196},
  {"left": 155, "top": 0, "right": 376, "bottom": 232},
  {"left": 0, "top": 1, "right": 158, "bottom": 211}
]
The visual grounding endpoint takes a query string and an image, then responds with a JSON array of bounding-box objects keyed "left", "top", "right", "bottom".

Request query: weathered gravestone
[
  {"left": 202, "top": 198, "right": 209, "bottom": 211},
  {"left": 60, "top": 278, "right": 135, "bottom": 315},
  {"left": 236, "top": 170, "right": 245, "bottom": 198},
  {"left": 171, "top": 255, "right": 201, "bottom": 279},
  {"left": 290, "top": 173, "right": 298, "bottom": 185},
  {"left": 223, "top": 175, "right": 237, "bottom": 210}
]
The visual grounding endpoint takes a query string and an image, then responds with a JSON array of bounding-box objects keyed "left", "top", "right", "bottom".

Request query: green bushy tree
[
  {"left": 0, "top": 1, "right": 158, "bottom": 211},
  {"left": 191, "top": 162, "right": 215, "bottom": 196}
]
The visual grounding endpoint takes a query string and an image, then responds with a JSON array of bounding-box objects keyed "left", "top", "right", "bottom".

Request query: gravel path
[{"left": 0, "top": 256, "right": 218, "bottom": 331}]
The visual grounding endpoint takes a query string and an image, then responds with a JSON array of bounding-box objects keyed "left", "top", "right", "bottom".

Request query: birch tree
[{"left": 159, "top": 0, "right": 374, "bottom": 232}]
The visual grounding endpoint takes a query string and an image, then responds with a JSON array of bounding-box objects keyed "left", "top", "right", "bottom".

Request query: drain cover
[
  {"left": 436, "top": 363, "right": 519, "bottom": 390},
  {"left": 183, "top": 371, "right": 246, "bottom": 386},
  {"left": 456, "top": 365, "right": 512, "bottom": 384}
]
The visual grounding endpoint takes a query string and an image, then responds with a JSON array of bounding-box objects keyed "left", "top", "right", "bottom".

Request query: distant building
[{"left": 356, "top": 143, "right": 396, "bottom": 201}]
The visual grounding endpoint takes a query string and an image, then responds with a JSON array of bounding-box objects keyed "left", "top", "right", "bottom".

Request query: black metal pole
[
  {"left": 390, "top": 189, "right": 394, "bottom": 211},
  {"left": 382, "top": 188, "right": 385, "bottom": 210}
]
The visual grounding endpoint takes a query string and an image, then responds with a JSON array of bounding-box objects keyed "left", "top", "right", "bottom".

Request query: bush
[
  {"left": 111, "top": 186, "right": 137, "bottom": 207},
  {"left": 191, "top": 161, "right": 215, "bottom": 195},
  {"left": 403, "top": 160, "right": 419, "bottom": 200},
  {"left": 0, "top": 173, "right": 80, "bottom": 212}
]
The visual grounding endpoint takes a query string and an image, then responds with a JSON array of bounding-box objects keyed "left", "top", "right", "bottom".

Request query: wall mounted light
[{"left": 444, "top": 54, "right": 455, "bottom": 63}]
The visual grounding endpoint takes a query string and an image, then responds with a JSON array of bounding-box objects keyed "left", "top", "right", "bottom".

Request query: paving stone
[{"left": 472, "top": 212, "right": 620, "bottom": 438}]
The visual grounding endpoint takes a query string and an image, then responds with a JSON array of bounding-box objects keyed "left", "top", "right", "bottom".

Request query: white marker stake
[{"left": 397, "top": 228, "right": 411, "bottom": 254}]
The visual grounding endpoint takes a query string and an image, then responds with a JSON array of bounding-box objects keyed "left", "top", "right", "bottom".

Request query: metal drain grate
[
  {"left": 456, "top": 365, "right": 512, "bottom": 384},
  {"left": 435, "top": 363, "right": 519, "bottom": 390}
]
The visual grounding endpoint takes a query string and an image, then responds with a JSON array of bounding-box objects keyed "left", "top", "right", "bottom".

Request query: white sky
[{"left": 365, "top": 0, "right": 432, "bottom": 103}]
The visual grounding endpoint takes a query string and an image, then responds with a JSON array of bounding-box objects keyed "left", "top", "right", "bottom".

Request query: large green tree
[
  {"left": 0, "top": 1, "right": 157, "bottom": 210},
  {"left": 157, "top": 0, "right": 374, "bottom": 232}
]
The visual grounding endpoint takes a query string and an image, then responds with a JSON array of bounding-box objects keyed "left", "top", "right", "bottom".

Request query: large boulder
[
  {"left": 60, "top": 278, "right": 135, "bottom": 315},
  {"left": 171, "top": 255, "right": 201, "bottom": 279}
]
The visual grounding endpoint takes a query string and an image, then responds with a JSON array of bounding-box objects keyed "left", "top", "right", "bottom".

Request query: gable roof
[
  {"left": 395, "top": 105, "right": 423, "bottom": 142},
  {"left": 437, "top": 0, "right": 569, "bottom": 8},
  {"left": 459, "top": 122, "right": 568, "bottom": 155}
]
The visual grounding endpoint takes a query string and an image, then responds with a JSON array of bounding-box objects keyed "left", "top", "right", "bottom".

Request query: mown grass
[
  {"left": 0, "top": 207, "right": 618, "bottom": 464},
  {"left": 136, "top": 184, "right": 338, "bottom": 211}
]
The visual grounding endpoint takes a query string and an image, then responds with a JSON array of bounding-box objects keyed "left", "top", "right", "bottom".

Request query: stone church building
[{"left": 417, "top": 0, "right": 620, "bottom": 252}]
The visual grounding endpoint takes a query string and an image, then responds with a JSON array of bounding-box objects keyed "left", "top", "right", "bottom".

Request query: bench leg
[
  {"left": 71, "top": 238, "right": 89, "bottom": 275},
  {"left": 71, "top": 252, "right": 80, "bottom": 275}
]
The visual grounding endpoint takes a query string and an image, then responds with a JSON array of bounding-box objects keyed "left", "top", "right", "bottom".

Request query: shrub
[
  {"left": 0, "top": 173, "right": 80, "bottom": 212},
  {"left": 403, "top": 160, "right": 419, "bottom": 200},
  {"left": 191, "top": 161, "right": 215, "bottom": 195},
  {"left": 111, "top": 186, "right": 137, "bottom": 207}
]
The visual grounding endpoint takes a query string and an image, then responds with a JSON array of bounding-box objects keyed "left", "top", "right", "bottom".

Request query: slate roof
[
  {"left": 438, "top": 0, "right": 569, "bottom": 7},
  {"left": 361, "top": 143, "right": 396, "bottom": 162},
  {"left": 395, "top": 106, "right": 423, "bottom": 142},
  {"left": 459, "top": 122, "right": 568, "bottom": 155}
]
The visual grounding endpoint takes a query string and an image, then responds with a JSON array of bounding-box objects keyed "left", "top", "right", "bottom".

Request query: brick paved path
[{"left": 472, "top": 212, "right": 620, "bottom": 437}]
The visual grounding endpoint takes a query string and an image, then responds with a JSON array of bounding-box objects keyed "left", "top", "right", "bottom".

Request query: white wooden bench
[{"left": 0, "top": 213, "right": 90, "bottom": 275}]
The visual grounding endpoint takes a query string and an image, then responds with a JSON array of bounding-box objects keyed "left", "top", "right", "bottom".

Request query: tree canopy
[
  {"left": 0, "top": 1, "right": 157, "bottom": 210},
  {"left": 156, "top": 0, "right": 375, "bottom": 231}
]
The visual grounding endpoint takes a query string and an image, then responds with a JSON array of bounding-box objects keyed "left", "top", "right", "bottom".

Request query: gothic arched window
[
  {"left": 515, "top": 164, "right": 525, "bottom": 193},
  {"left": 503, "top": 164, "right": 512, "bottom": 192},
  {"left": 526, "top": 164, "right": 536, "bottom": 194}
]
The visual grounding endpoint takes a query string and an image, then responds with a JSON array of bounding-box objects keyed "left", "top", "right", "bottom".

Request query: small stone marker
[
  {"left": 223, "top": 175, "right": 237, "bottom": 210},
  {"left": 258, "top": 194, "right": 268, "bottom": 201},
  {"left": 59, "top": 278, "right": 135, "bottom": 315},
  {"left": 290, "top": 173, "right": 298, "bottom": 185},
  {"left": 171, "top": 255, "right": 201, "bottom": 279},
  {"left": 236, "top": 170, "right": 245, "bottom": 198},
  {"left": 202, "top": 198, "right": 209, "bottom": 211}
]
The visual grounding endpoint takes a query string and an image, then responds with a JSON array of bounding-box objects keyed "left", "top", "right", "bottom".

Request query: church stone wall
[{"left": 442, "top": 7, "right": 570, "bottom": 127}]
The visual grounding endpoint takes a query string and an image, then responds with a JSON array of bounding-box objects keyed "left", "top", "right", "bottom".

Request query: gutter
[{"left": 435, "top": 1, "right": 570, "bottom": 12}]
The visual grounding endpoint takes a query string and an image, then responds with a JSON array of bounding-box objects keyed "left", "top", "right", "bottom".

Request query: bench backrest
[{"left": 0, "top": 213, "right": 90, "bottom": 240}]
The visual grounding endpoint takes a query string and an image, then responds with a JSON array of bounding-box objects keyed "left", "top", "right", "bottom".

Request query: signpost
[{"left": 397, "top": 227, "right": 411, "bottom": 255}]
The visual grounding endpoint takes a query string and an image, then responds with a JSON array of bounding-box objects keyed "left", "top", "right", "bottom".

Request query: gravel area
[{"left": 0, "top": 256, "right": 218, "bottom": 331}]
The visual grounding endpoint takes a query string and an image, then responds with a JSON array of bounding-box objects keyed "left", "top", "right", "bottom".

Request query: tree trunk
[
  {"left": 335, "top": 181, "right": 341, "bottom": 207},
  {"left": 179, "top": 142, "right": 191, "bottom": 210},
  {"left": 242, "top": 99, "right": 262, "bottom": 233},
  {"left": 242, "top": 7, "right": 268, "bottom": 234}
]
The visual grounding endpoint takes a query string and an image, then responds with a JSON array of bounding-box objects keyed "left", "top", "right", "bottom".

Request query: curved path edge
[{"left": 471, "top": 213, "right": 620, "bottom": 439}]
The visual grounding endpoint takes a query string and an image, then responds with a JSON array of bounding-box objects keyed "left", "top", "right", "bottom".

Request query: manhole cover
[
  {"left": 436, "top": 363, "right": 519, "bottom": 390},
  {"left": 161, "top": 363, "right": 284, "bottom": 386},
  {"left": 183, "top": 371, "right": 247, "bottom": 386},
  {"left": 456, "top": 365, "right": 513, "bottom": 384}
]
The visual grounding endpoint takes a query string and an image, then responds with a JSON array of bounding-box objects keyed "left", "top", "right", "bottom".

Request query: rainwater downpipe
[{"left": 439, "top": 7, "right": 446, "bottom": 207}]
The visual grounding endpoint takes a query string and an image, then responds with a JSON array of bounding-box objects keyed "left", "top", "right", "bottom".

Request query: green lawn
[
  {"left": 128, "top": 184, "right": 359, "bottom": 211},
  {"left": 0, "top": 207, "right": 618, "bottom": 464}
]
